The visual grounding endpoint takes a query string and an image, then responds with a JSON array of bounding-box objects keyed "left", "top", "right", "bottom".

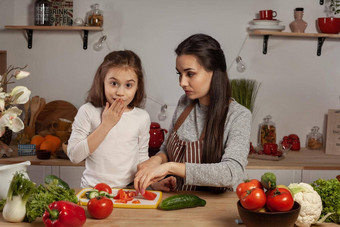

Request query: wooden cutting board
[
  {"left": 35, "top": 100, "right": 78, "bottom": 134},
  {"left": 76, "top": 188, "right": 162, "bottom": 209}
]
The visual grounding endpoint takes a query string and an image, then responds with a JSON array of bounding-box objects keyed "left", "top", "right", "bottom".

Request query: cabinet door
[
  {"left": 302, "top": 170, "right": 339, "bottom": 183},
  {"left": 27, "top": 166, "right": 52, "bottom": 185},
  {"left": 245, "top": 169, "right": 301, "bottom": 186},
  {"left": 59, "top": 166, "right": 85, "bottom": 189}
]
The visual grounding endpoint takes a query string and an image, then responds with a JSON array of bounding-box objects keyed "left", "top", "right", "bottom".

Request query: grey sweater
[{"left": 159, "top": 95, "right": 252, "bottom": 188}]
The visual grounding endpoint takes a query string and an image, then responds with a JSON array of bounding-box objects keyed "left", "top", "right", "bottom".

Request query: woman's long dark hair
[{"left": 175, "top": 34, "right": 231, "bottom": 164}]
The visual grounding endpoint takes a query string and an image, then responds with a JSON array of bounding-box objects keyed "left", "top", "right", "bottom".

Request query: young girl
[
  {"left": 134, "top": 34, "right": 251, "bottom": 194},
  {"left": 68, "top": 50, "right": 151, "bottom": 188}
]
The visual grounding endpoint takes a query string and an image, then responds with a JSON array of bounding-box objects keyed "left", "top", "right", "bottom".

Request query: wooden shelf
[
  {"left": 4, "top": 25, "right": 103, "bottom": 50},
  {"left": 249, "top": 30, "right": 340, "bottom": 56}
]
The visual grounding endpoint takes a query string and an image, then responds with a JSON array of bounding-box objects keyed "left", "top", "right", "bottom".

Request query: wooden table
[{"left": 0, "top": 191, "right": 339, "bottom": 226}]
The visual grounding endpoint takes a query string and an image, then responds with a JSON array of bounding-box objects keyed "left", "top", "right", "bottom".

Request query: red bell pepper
[{"left": 43, "top": 201, "right": 86, "bottom": 227}]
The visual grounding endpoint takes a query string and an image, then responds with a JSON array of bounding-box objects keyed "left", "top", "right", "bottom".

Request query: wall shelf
[
  {"left": 4, "top": 25, "right": 103, "bottom": 50},
  {"left": 249, "top": 30, "right": 340, "bottom": 56}
]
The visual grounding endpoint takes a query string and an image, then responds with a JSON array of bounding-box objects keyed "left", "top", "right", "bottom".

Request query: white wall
[{"left": 1, "top": 0, "right": 339, "bottom": 146}]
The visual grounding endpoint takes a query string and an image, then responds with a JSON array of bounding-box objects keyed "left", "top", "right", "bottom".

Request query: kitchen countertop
[
  {"left": 0, "top": 191, "right": 338, "bottom": 226},
  {"left": 1, "top": 146, "right": 340, "bottom": 170}
]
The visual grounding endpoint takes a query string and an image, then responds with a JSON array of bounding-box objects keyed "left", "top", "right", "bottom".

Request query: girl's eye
[
  {"left": 111, "top": 81, "right": 118, "bottom": 86},
  {"left": 126, "top": 83, "right": 133, "bottom": 88}
]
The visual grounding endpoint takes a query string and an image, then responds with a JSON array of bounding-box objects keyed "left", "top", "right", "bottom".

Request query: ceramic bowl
[
  {"left": 36, "top": 150, "right": 51, "bottom": 160},
  {"left": 317, "top": 17, "right": 340, "bottom": 34},
  {"left": 237, "top": 201, "right": 300, "bottom": 227}
]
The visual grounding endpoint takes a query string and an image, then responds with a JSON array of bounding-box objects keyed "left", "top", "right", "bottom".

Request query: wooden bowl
[
  {"left": 36, "top": 150, "right": 51, "bottom": 160},
  {"left": 237, "top": 201, "right": 300, "bottom": 227}
]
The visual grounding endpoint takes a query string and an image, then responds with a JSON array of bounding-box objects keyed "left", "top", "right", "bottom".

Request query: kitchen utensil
[
  {"left": 30, "top": 97, "right": 46, "bottom": 129},
  {"left": 35, "top": 100, "right": 77, "bottom": 134},
  {"left": 237, "top": 201, "right": 300, "bottom": 227},
  {"left": 28, "top": 96, "right": 40, "bottom": 127},
  {"left": 76, "top": 188, "right": 162, "bottom": 209},
  {"left": 24, "top": 100, "right": 30, "bottom": 127},
  {"left": 0, "top": 161, "right": 31, "bottom": 199}
]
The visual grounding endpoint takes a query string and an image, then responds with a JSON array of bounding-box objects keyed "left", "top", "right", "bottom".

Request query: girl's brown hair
[
  {"left": 175, "top": 34, "right": 231, "bottom": 165},
  {"left": 86, "top": 50, "right": 146, "bottom": 108}
]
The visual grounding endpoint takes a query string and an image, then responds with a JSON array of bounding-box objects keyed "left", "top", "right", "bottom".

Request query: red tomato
[
  {"left": 236, "top": 179, "right": 263, "bottom": 199},
  {"left": 94, "top": 183, "right": 112, "bottom": 194},
  {"left": 87, "top": 196, "right": 113, "bottom": 219},
  {"left": 240, "top": 188, "right": 266, "bottom": 211},
  {"left": 266, "top": 187, "right": 294, "bottom": 212},
  {"left": 142, "top": 191, "right": 157, "bottom": 200}
]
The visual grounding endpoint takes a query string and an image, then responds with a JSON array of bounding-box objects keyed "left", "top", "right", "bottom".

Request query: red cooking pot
[{"left": 149, "top": 122, "right": 168, "bottom": 150}]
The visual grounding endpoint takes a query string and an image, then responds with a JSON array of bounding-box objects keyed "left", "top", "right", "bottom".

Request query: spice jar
[
  {"left": 306, "top": 126, "right": 323, "bottom": 150},
  {"left": 88, "top": 3, "right": 104, "bottom": 27},
  {"left": 258, "top": 115, "right": 276, "bottom": 148}
]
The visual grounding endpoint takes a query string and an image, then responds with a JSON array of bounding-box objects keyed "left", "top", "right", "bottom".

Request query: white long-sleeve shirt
[{"left": 67, "top": 103, "right": 150, "bottom": 188}]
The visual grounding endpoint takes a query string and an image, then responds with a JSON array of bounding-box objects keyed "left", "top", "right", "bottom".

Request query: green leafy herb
[
  {"left": 230, "top": 79, "right": 260, "bottom": 113},
  {"left": 25, "top": 181, "right": 78, "bottom": 223},
  {"left": 311, "top": 178, "right": 340, "bottom": 223}
]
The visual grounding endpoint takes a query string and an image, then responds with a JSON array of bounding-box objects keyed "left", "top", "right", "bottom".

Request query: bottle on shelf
[
  {"left": 289, "top": 7, "right": 308, "bottom": 33},
  {"left": 34, "top": 0, "right": 52, "bottom": 26}
]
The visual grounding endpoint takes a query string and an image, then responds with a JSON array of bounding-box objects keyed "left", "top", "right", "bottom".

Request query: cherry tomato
[
  {"left": 236, "top": 179, "right": 263, "bottom": 199},
  {"left": 240, "top": 188, "right": 266, "bottom": 211},
  {"left": 94, "top": 183, "right": 112, "bottom": 194},
  {"left": 142, "top": 191, "right": 157, "bottom": 200},
  {"left": 266, "top": 187, "right": 294, "bottom": 212},
  {"left": 87, "top": 196, "right": 113, "bottom": 219}
]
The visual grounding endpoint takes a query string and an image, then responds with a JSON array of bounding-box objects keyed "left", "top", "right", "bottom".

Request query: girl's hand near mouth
[{"left": 101, "top": 99, "right": 125, "bottom": 130}]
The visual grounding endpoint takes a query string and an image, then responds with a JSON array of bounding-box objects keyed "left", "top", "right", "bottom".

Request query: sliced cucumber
[{"left": 85, "top": 190, "right": 100, "bottom": 199}]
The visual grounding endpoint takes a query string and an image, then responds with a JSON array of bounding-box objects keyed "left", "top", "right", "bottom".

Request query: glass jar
[
  {"left": 88, "top": 3, "right": 104, "bottom": 27},
  {"left": 34, "top": 0, "right": 52, "bottom": 26},
  {"left": 258, "top": 115, "right": 276, "bottom": 148},
  {"left": 306, "top": 126, "right": 323, "bottom": 150}
]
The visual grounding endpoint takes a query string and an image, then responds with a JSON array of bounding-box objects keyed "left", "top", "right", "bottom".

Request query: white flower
[
  {"left": 10, "top": 86, "right": 31, "bottom": 105},
  {"left": 0, "top": 107, "right": 24, "bottom": 136},
  {"left": 15, "top": 70, "right": 30, "bottom": 80}
]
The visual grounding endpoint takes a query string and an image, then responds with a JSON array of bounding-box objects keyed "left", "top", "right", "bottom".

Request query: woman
[{"left": 134, "top": 34, "right": 251, "bottom": 194}]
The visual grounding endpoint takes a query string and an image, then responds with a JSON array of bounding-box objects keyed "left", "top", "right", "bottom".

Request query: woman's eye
[
  {"left": 126, "top": 83, "right": 133, "bottom": 88},
  {"left": 111, "top": 81, "right": 118, "bottom": 86},
  {"left": 187, "top": 72, "right": 194, "bottom": 77}
]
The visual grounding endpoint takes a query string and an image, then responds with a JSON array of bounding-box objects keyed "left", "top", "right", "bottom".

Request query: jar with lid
[
  {"left": 88, "top": 3, "right": 104, "bottom": 27},
  {"left": 306, "top": 126, "right": 323, "bottom": 150},
  {"left": 34, "top": 0, "right": 52, "bottom": 26},
  {"left": 258, "top": 115, "right": 276, "bottom": 148}
]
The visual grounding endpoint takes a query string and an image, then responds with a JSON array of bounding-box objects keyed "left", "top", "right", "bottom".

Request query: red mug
[{"left": 259, "top": 10, "right": 277, "bottom": 20}]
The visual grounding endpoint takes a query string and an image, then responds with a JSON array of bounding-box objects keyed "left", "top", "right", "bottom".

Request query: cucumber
[
  {"left": 85, "top": 190, "right": 100, "bottom": 199},
  {"left": 44, "top": 175, "right": 70, "bottom": 190},
  {"left": 158, "top": 194, "right": 206, "bottom": 210}
]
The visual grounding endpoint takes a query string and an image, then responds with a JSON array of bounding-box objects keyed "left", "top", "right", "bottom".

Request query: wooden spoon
[
  {"left": 29, "top": 96, "right": 40, "bottom": 128},
  {"left": 23, "top": 100, "right": 30, "bottom": 127}
]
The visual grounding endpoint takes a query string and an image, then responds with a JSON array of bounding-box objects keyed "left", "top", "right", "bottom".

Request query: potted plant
[
  {"left": 230, "top": 79, "right": 260, "bottom": 114},
  {"left": 317, "top": 0, "right": 340, "bottom": 34}
]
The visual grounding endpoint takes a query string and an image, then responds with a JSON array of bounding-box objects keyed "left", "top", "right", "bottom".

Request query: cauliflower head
[{"left": 288, "top": 182, "right": 322, "bottom": 227}]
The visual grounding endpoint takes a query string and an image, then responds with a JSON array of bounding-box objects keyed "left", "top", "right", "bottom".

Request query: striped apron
[{"left": 167, "top": 102, "right": 231, "bottom": 192}]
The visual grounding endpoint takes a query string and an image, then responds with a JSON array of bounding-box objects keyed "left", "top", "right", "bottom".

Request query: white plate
[
  {"left": 248, "top": 24, "right": 285, "bottom": 31},
  {"left": 251, "top": 19, "right": 281, "bottom": 26}
]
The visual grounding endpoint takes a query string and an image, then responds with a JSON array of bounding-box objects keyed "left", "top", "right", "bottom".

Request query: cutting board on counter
[
  {"left": 35, "top": 100, "right": 78, "bottom": 134},
  {"left": 76, "top": 188, "right": 162, "bottom": 209}
]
